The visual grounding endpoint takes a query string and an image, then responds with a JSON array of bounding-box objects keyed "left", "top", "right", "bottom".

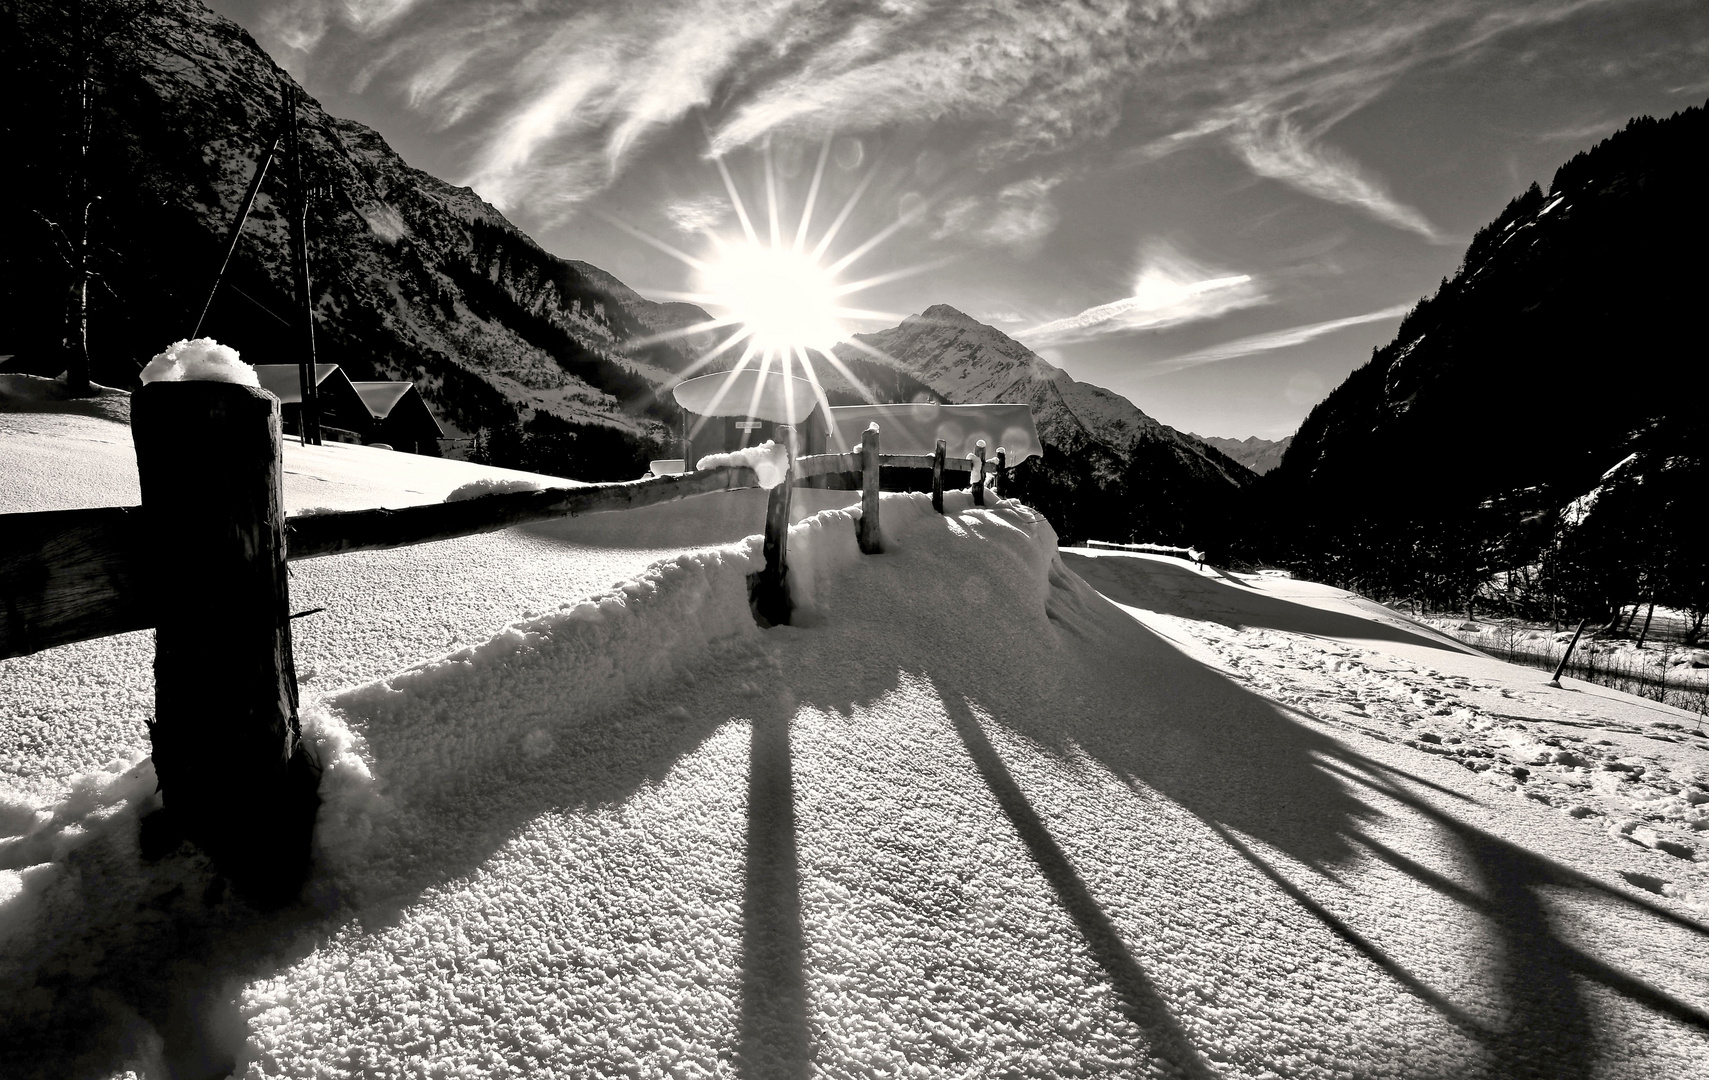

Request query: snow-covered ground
[{"left": 3, "top": 391, "right": 1707, "bottom": 1079}]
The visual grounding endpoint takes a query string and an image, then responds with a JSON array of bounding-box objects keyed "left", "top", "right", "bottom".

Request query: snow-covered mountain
[
  {"left": 2, "top": 0, "right": 715, "bottom": 478},
  {"left": 1193, "top": 434, "right": 1292, "bottom": 475},
  {"left": 830, "top": 306, "right": 1251, "bottom": 544}
]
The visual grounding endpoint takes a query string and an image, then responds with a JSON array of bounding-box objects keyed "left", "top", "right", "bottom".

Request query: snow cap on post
[
  {"left": 140, "top": 338, "right": 260, "bottom": 388},
  {"left": 867, "top": 421, "right": 880, "bottom": 433},
  {"left": 695, "top": 440, "right": 791, "bottom": 488}
]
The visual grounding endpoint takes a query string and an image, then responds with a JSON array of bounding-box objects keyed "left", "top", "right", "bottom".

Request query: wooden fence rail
[{"left": 2, "top": 394, "right": 1008, "bottom": 895}]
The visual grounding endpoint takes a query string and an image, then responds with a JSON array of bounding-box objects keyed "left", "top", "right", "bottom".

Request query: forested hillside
[
  {"left": 1249, "top": 103, "right": 1709, "bottom": 634},
  {"left": 0, "top": 0, "right": 716, "bottom": 479}
]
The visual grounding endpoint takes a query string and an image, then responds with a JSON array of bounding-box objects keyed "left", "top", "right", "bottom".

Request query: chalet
[
  {"left": 665, "top": 368, "right": 827, "bottom": 473},
  {"left": 667, "top": 367, "right": 1039, "bottom": 482},
  {"left": 351, "top": 381, "right": 444, "bottom": 454},
  {"left": 253, "top": 364, "right": 443, "bottom": 454},
  {"left": 252, "top": 364, "right": 369, "bottom": 441}
]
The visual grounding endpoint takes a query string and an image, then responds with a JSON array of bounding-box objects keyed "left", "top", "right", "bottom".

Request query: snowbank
[
  {"left": 138, "top": 338, "right": 259, "bottom": 388},
  {"left": 304, "top": 491, "right": 927, "bottom": 893},
  {"left": 0, "top": 373, "right": 132, "bottom": 425},
  {"left": 443, "top": 477, "right": 544, "bottom": 502},
  {"left": 695, "top": 440, "right": 789, "bottom": 488}
]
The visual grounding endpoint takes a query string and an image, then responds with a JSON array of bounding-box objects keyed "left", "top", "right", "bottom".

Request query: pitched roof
[
  {"left": 252, "top": 364, "right": 345, "bottom": 405},
  {"left": 350, "top": 381, "right": 414, "bottom": 420}
]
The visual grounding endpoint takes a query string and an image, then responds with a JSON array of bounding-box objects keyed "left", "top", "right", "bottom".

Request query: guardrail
[{"left": 0, "top": 383, "right": 1011, "bottom": 894}]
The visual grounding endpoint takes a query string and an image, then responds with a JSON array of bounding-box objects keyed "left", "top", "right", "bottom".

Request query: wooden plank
[
  {"left": 795, "top": 452, "right": 862, "bottom": 480},
  {"left": 878, "top": 453, "right": 939, "bottom": 470},
  {"left": 285, "top": 465, "right": 759, "bottom": 560},
  {"left": 0, "top": 506, "right": 149, "bottom": 660}
]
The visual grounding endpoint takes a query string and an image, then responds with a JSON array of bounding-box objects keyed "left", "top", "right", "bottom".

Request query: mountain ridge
[
  {"left": 2, "top": 0, "right": 718, "bottom": 478},
  {"left": 831, "top": 305, "right": 1252, "bottom": 544},
  {"left": 1192, "top": 434, "right": 1292, "bottom": 475}
]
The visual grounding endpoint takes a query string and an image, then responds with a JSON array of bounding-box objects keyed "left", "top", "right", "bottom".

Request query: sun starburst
[{"left": 610, "top": 136, "right": 949, "bottom": 436}]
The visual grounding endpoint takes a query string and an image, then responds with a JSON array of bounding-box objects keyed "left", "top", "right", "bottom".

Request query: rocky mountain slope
[
  {"left": 833, "top": 306, "right": 1252, "bottom": 543},
  {"left": 1250, "top": 102, "right": 1709, "bottom": 614},
  {"left": 1194, "top": 434, "right": 1292, "bottom": 475},
  {"left": 1, "top": 0, "right": 713, "bottom": 478}
]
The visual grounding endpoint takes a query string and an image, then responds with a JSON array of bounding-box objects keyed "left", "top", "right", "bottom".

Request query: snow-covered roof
[
  {"left": 350, "top": 380, "right": 415, "bottom": 420},
  {"left": 671, "top": 369, "right": 820, "bottom": 422},
  {"left": 826, "top": 402, "right": 1041, "bottom": 464},
  {"left": 253, "top": 363, "right": 349, "bottom": 405}
]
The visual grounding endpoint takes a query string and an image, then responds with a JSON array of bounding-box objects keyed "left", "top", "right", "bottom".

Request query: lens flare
[{"left": 699, "top": 241, "right": 842, "bottom": 353}]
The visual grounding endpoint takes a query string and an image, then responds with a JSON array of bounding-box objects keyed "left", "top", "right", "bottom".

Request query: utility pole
[
  {"left": 192, "top": 124, "right": 282, "bottom": 339},
  {"left": 285, "top": 83, "right": 321, "bottom": 446}
]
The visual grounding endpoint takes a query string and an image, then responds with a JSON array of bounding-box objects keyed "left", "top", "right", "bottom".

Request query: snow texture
[
  {"left": 696, "top": 439, "right": 790, "bottom": 488},
  {"left": 138, "top": 338, "right": 259, "bottom": 388},
  {"left": 3, "top": 406, "right": 1708, "bottom": 1079},
  {"left": 444, "top": 477, "right": 545, "bottom": 502}
]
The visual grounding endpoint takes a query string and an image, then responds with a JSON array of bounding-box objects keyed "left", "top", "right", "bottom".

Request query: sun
[
  {"left": 698, "top": 240, "right": 842, "bottom": 354},
  {"left": 608, "top": 136, "right": 952, "bottom": 421}
]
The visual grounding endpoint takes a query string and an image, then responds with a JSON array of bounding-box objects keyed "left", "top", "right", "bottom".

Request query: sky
[{"left": 207, "top": 0, "right": 1709, "bottom": 441}]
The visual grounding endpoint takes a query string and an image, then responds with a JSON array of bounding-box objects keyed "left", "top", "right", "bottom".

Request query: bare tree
[{"left": 16, "top": 0, "right": 162, "bottom": 395}]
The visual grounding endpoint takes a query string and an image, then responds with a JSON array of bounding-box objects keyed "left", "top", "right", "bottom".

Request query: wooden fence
[{"left": 0, "top": 383, "right": 1010, "bottom": 894}]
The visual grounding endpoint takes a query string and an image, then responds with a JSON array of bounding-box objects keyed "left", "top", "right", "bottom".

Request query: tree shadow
[
  {"left": 0, "top": 642, "right": 754, "bottom": 1079},
  {"left": 1062, "top": 550, "right": 1472, "bottom": 655},
  {"left": 939, "top": 692, "right": 1219, "bottom": 1080},
  {"left": 735, "top": 704, "right": 812, "bottom": 1080},
  {"left": 995, "top": 555, "right": 1709, "bottom": 1077}
]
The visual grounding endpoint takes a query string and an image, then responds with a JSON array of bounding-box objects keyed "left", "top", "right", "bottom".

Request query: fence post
[
  {"left": 132, "top": 381, "right": 318, "bottom": 899},
  {"left": 751, "top": 433, "right": 794, "bottom": 626},
  {"left": 995, "top": 447, "right": 1007, "bottom": 499},
  {"left": 973, "top": 440, "right": 986, "bottom": 507},
  {"left": 1546, "top": 617, "right": 1589, "bottom": 688},
  {"left": 931, "top": 438, "right": 946, "bottom": 514},
  {"left": 858, "top": 424, "right": 882, "bottom": 554}
]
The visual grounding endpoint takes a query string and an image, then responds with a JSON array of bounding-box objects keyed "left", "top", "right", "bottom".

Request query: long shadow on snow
[
  {"left": 777, "top": 512, "right": 1706, "bottom": 1079},
  {"left": 1006, "top": 549, "right": 1707, "bottom": 1078},
  {"left": 1063, "top": 550, "right": 1472, "bottom": 655},
  {"left": 0, "top": 650, "right": 758, "bottom": 1080}
]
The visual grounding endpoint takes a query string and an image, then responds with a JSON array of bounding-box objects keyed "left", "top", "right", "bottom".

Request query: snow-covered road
[{"left": 4, "top": 396, "right": 1708, "bottom": 1079}]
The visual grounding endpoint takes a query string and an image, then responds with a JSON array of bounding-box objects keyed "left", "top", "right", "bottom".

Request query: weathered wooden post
[
  {"left": 132, "top": 381, "right": 319, "bottom": 899},
  {"left": 1546, "top": 617, "right": 1589, "bottom": 688},
  {"left": 995, "top": 447, "right": 1007, "bottom": 500},
  {"left": 858, "top": 423, "right": 882, "bottom": 554},
  {"left": 973, "top": 440, "right": 987, "bottom": 507},
  {"left": 931, "top": 438, "right": 946, "bottom": 514},
  {"left": 751, "top": 433, "right": 794, "bottom": 626}
]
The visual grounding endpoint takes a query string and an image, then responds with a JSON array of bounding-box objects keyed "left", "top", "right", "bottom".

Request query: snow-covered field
[{"left": 3, "top": 389, "right": 1708, "bottom": 1079}]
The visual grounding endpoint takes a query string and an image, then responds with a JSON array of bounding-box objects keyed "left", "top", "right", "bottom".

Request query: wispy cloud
[
  {"left": 256, "top": 0, "right": 1620, "bottom": 220},
  {"left": 1124, "top": 0, "right": 1622, "bottom": 238},
  {"left": 933, "top": 177, "right": 1062, "bottom": 257},
  {"left": 1018, "top": 243, "right": 1266, "bottom": 345},
  {"left": 1146, "top": 303, "right": 1411, "bottom": 373},
  {"left": 662, "top": 195, "right": 730, "bottom": 234},
  {"left": 1230, "top": 119, "right": 1442, "bottom": 240}
]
